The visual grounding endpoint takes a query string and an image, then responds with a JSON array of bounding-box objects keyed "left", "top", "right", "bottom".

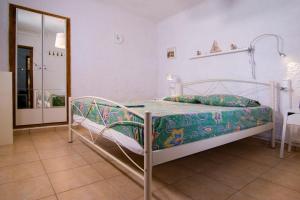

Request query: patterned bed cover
[{"left": 72, "top": 100, "right": 272, "bottom": 151}]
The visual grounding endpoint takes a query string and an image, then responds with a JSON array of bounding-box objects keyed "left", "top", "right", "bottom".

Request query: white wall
[
  {"left": 157, "top": 0, "right": 300, "bottom": 110},
  {"left": 0, "top": 0, "right": 158, "bottom": 101},
  {"left": 0, "top": 0, "right": 9, "bottom": 71}
]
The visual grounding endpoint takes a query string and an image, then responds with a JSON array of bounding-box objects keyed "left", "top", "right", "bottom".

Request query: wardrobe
[{"left": 9, "top": 5, "right": 71, "bottom": 128}]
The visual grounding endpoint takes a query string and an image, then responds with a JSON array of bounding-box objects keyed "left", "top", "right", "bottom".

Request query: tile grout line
[
  {"left": 29, "top": 130, "right": 60, "bottom": 200},
  {"left": 223, "top": 151, "right": 293, "bottom": 200},
  {"left": 54, "top": 174, "right": 126, "bottom": 197},
  {"left": 30, "top": 129, "right": 123, "bottom": 198}
]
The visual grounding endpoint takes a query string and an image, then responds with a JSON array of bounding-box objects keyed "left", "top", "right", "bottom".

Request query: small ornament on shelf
[
  {"left": 210, "top": 40, "right": 222, "bottom": 53},
  {"left": 230, "top": 43, "right": 238, "bottom": 50},
  {"left": 196, "top": 50, "right": 202, "bottom": 56}
]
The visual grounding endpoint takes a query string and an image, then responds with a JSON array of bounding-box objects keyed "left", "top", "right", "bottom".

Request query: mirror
[
  {"left": 16, "top": 9, "right": 42, "bottom": 109},
  {"left": 43, "top": 15, "right": 66, "bottom": 108},
  {"left": 11, "top": 4, "right": 70, "bottom": 127}
]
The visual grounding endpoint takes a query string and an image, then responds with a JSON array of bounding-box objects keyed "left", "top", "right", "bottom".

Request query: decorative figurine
[
  {"left": 230, "top": 43, "right": 238, "bottom": 50},
  {"left": 210, "top": 40, "right": 222, "bottom": 53}
]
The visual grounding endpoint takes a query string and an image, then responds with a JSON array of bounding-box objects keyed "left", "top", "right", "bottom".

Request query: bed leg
[
  {"left": 272, "top": 126, "right": 276, "bottom": 148},
  {"left": 68, "top": 97, "right": 73, "bottom": 143},
  {"left": 144, "top": 112, "right": 152, "bottom": 200},
  {"left": 271, "top": 81, "right": 276, "bottom": 149}
]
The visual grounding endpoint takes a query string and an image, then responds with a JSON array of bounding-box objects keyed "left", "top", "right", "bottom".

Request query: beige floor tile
[
  {"left": 49, "top": 165, "right": 104, "bottom": 193},
  {"left": 0, "top": 161, "right": 45, "bottom": 184},
  {"left": 55, "top": 126, "right": 68, "bottom": 132},
  {"left": 78, "top": 149, "right": 105, "bottom": 164},
  {"left": 38, "top": 146, "right": 76, "bottom": 160},
  {"left": 56, "top": 131, "right": 82, "bottom": 144},
  {"left": 261, "top": 168, "right": 300, "bottom": 193},
  {"left": 153, "top": 162, "right": 195, "bottom": 184},
  {"left": 106, "top": 175, "right": 143, "bottom": 200},
  {"left": 0, "top": 175, "right": 54, "bottom": 200},
  {"left": 198, "top": 148, "right": 238, "bottom": 164},
  {"left": 228, "top": 192, "right": 257, "bottom": 200},
  {"left": 241, "top": 178, "right": 300, "bottom": 200},
  {"left": 223, "top": 143, "right": 281, "bottom": 167},
  {"left": 0, "top": 142, "right": 35, "bottom": 155},
  {"left": 0, "top": 151, "right": 40, "bottom": 168},
  {"left": 173, "top": 155, "right": 220, "bottom": 173},
  {"left": 40, "top": 195, "right": 58, "bottom": 200},
  {"left": 42, "top": 154, "right": 87, "bottom": 173},
  {"left": 286, "top": 153, "right": 300, "bottom": 164},
  {"left": 91, "top": 161, "right": 121, "bottom": 179},
  {"left": 72, "top": 143, "right": 93, "bottom": 154},
  {"left": 204, "top": 158, "right": 270, "bottom": 189},
  {"left": 30, "top": 127, "right": 56, "bottom": 134},
  {"left": 0, "top": 134, "right": 35, "bottom": 155},
  {"left": 276, "top": 160, "right": 300, "bottom": 176},
  {"left": 172, "top": 173, "right": 236, "bottom": 200},
  {"left": 57, "top": 180, "right": 123, "bottom": 200},
  {"left": 33, "top": 138, "right": 67, "bottom": 151},
  {"left": 152, "top": 186, "right": 193, "bottom": 200}
]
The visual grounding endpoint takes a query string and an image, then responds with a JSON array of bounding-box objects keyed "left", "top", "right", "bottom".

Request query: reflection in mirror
[
  {"left": 17, "top": 45, "right": 33, "bottom": 108},
  {"left": 16, "top": 9, "right": 43, "bottom": 109},
  {"left": 43, "top": 16, "right": 67, "bottom": 108}
]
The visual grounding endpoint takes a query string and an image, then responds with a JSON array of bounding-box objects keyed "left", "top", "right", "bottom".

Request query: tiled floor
[{"left": 1, "top": 128, "right": 300, "bottom": 200}]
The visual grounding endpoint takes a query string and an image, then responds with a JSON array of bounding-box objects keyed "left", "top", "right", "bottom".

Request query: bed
[{"left": 68, "top": 79, "right": 279, "bottom": 200}]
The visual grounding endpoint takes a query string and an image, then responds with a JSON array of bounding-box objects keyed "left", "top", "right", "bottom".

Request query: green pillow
[
  {"left": 163, "top": 95, "right": 200, "bottom": 103},
  {"left": 200, "top": 94, "right": 260, "bottom": 107},
  {"left": 52, "top": 95, "right": 66, "bottom": 107}
]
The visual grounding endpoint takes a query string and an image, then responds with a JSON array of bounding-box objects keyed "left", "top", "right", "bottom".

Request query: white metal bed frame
[{"left": 68, "top": 79, "right": 279, "bottom": 200}]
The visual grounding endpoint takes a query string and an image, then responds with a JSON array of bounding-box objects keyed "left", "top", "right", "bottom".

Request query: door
[{"left": 15, "top": 9, "right": 43, "bottom": 126}]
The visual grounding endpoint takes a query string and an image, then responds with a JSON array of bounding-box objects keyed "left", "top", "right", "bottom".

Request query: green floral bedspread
[{"left": 72, "top": 100, "right": 272, "bottom": 151}]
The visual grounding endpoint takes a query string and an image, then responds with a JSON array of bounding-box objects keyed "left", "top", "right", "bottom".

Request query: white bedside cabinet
[
  {"left": 280, "top": 110, "right": 300, "bottom": 158},
  {"left": 0, "top": 72, "right": 13, "bottom": 145}
]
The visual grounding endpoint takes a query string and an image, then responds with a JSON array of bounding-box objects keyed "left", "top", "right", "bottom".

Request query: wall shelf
[{"left": 190, "top": 48, "right": 251, "bottom": 60}]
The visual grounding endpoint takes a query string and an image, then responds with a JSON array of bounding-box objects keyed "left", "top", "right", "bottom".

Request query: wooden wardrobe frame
[{"left": 9, "top": 4, "right": 71, "bottom": 129}]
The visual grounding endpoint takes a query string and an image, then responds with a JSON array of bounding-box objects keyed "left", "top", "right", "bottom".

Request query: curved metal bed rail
[
  {"left": 68, "top": 96, "right": 153, "bottom": 200},
  {"left": 70, "top": 96, "right": 145, "bottom": 119}
]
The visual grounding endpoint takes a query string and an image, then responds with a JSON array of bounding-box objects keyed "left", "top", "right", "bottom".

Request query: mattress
[{"left": 72, "top": 100, "right": 272, "bottom": 154}]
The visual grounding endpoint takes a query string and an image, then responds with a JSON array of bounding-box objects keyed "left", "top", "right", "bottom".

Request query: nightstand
[{"left": 280, "top": 110, "right": 300, "bottom": 158}]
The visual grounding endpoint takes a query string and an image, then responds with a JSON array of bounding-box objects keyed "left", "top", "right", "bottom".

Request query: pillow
[
  {"left": 163, "top": 95, "right": 200, "bottom": 103},
  {"left": 52, "top": 95, "right": 66, "bottom": 107},
  {"left": 200, "top": 94, "right": 260, "bottom": 107}
]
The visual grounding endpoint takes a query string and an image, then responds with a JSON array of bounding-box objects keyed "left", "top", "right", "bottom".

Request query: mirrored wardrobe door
[
  {"left": 15, "top": 8, "right": 43, "bottom": 125},
  {"left": 43, "top": 15, "right": 67, "bottom": 123}
]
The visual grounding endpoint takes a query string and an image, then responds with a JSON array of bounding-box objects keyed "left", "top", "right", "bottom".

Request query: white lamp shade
[{"left": 55, "top": 33, "right": 66, "bottom": 49}]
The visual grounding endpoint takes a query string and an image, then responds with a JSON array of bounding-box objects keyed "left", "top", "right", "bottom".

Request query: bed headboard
[{"left": 175, "top": 79, "right": 280, "bottom": 112}]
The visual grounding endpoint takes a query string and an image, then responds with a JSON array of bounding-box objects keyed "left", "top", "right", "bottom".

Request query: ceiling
[{"left": 100, "top": 0, "right": 202, "bottom": 22}]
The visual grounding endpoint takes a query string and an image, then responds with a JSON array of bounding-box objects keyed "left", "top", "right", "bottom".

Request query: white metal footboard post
[
  {"left": 271, "top": 81, "right": 277, "bottom": 148},
  {"left": 68, "top": 97, "right": 73, "bottom": 143},
  {"left": 144, "top": 112, "right": 152, "bottom": 200}
]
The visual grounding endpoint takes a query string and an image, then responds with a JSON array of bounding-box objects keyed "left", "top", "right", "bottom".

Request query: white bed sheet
[{"left": 73, "top": 115, "right": 144, "bottom": 155}]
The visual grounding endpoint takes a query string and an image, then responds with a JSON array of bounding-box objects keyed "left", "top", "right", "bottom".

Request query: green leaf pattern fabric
[
  {"left": 72, "top": 100, "right": 272, "bottom": 151},
  {"left": 200, "top": 94, "right": 261, "bottom": 107}
]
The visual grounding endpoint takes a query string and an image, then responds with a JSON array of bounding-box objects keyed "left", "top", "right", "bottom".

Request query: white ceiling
[{"left": 101, "top": 0, "right": 202, "bottom": 22}]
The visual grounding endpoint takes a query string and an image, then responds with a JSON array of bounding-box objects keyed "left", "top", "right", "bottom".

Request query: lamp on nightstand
[{"left": 166, "top": 74, "right": 182, "bottom": 96}]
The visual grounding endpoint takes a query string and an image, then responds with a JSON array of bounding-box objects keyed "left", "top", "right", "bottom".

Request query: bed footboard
[{"left": 68, "top": 96, "right": 152, "bottom": 200}]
